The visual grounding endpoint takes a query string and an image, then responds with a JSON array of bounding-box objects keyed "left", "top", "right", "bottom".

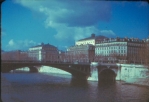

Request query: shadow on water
[
  {"left": 11, "top": 70, "right": 30, "bottom": 73},
  {"left": 147, "top": 98, "right": 149, "bottom": 102},
  {"left": 70, "top": 78, "right": 89, "bottom": 88},
  {"left": 98, "top": 80, "right": 116, "bottom": 87},
  {"left": 97, "top": 80, "right": 118, "bottom": 102}
]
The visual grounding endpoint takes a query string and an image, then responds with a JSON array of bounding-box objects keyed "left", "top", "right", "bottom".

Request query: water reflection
[
  {"left": 2, "top": 72, "right": 149, "bottom": 102},
  {"left": 98, "top": 80, "right": 116, "bottom": 87},
  {"left": 97, "top": 81, "right": 119, "bottom": 102},
  {"left": 70, "top": 78, "right": 89, "bottom": 88},
  {"left": 11, "top": 70, "right": 30, "bottom": 73},
  {"left": 147, "top": 98, "right": 149, "bottom": 102}
]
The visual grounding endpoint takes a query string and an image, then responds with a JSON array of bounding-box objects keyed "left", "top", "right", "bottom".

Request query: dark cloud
[
  {"left": 14, "top": 0, "right": 114, "bottom": 47},
  {"left": 54, "top": 1, "right": 112, "bottom": 27},
  {"left": 15, "top": 0, "right": 112, "bottom": 27}
]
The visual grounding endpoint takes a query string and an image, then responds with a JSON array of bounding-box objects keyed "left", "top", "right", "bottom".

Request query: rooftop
[
  {"left": 95, "top": 37, "right": 145, "bottom": 44},
  {"left": 78, "top": 34, "right": 107, "bottom": 41},
  {"left": 30, "top": 43, "right": 56, "bottom": 48}
]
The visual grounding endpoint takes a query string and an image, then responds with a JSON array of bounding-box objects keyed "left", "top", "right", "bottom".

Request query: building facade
[
  {"left": 95, "top": 37, "right": 146, "bottom": 63},
  {"left": 66, "top": 34, "right": 107, "bottom": 63},
  {"left": 58, "top": 50, "right": 66, "bottom": 63},
  {"left": 75, "top": 34, "right": 107, "bottom": 45},
  {"left": 1, "top": 50, "right": 30, "bottom": 61},
  {"left": 28, "top": 43, "right": 59, "bottom": 62},
  {"left": 66, "top": 44, "right": 95, "bottom": 63}
]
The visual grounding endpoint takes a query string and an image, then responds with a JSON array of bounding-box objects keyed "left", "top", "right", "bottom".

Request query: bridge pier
[
  {"left": 1, "top": 69, "right": 10, "bottom": 73},
  {"left": 116, "top": 64, "right": 121, "bottom": 80},
  {"left": 69, "top": 65, "right": 91, "bottom": 80},
  {"left": 29, "top": 66, "right": 39, "bottom": 73},
  {"left": 88, "top": 62, "right": 99, "bottom": 81},
  {"left": 1, "top": 64, "right": 14, "bottom": 73},
  {"left": 72, "top": 75, "right": 89, "bottom": 80}
]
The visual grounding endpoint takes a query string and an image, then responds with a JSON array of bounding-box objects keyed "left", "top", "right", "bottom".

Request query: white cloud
[
  {"left": 14, "top": 0, "right": 115, "bottom": 44},
  {"left": 53, "top": 26, "right": 97, "bottom": 41},
  {"left": 6, "top": 39, "right": 37, "bottom": 51},
  {"left": 8, "top": 39, "right": 15, "bottom": 46},
  {"left": 52, "top": 23, "right": 116, "bottom": 41}
]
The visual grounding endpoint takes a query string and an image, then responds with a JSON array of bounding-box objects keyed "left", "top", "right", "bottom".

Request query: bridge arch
[
  {"left": 98, "top": 68, "right": 116, "bottom": 82},
  {"left": 29, "top": 66, "right": 39, "bottom": 73},
  {"left": 2, "top": 62, "right": 91, "bottom": 80}
]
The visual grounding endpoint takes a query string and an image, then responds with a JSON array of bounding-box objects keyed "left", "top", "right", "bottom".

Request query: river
[{"left": 1, "top": 71, "right": 149, "bottom": 102}]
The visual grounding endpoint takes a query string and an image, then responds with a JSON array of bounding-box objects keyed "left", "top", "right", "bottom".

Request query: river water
[{"left": 1, "top": 71, "right": 149, "bottom": 102}]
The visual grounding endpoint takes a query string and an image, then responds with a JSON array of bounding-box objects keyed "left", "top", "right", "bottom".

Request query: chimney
[{"left": 91, "top": 33, "right": 95, "bottom": 37}]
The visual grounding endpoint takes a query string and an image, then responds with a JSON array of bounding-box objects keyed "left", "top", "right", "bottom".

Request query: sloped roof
[
  {"left": 78, "top": 35, "right": 107, "bottom": 41},
  {"left": 30, "top": 43, "right": 56, "bottom": 48},
  {"left": 95, "top": 35, "right": 108, "bottom": 40}
]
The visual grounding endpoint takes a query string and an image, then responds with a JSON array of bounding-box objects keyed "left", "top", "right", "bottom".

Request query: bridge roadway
[{"left": 1, "top": 61, "right": 121, "bottom": 81}]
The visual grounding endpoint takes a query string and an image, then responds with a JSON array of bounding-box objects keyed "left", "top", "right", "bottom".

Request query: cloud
[
  {"left": 14, "top": 0, "right": 114, "bottom": 45},
  {"left": 8, "top": 39, "right": 15, "bottom": 46},
  {"left": 52, "top": 22, "right": 116, "bottom": 41},
  {"left": 6, "top": 39, "right": 37, "bottom": 51},
  {"left": 15, "top": 0, "right": 111, "bottom": 27}
]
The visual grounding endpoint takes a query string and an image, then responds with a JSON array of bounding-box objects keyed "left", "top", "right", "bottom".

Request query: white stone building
[
  {"left": 95, "top": 37, "right": 146, "bottom": 63},
  {"left": 28, "top": 43, "right": 58, "bottom": 61},
  {"left": 75, "top": 34, "right": 107, "bottom": 45}
]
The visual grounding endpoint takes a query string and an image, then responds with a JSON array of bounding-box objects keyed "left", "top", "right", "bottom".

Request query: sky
[{"left": 1, "top": 0, "right": 149, "bottom": 51}]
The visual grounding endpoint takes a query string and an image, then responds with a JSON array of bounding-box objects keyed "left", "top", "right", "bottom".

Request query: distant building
[
  {"left": 58, "top": 50, "right": 66, "bottom": 62},
  {"left": 95, "top": 37, "right": 146, "bottom": 64},
  {"left": 1, "top": 50, "right": 30, "bottom": 61},
  {"left": 146, "top": 37, "right": 149, "bottom": 42},
  {"left": 28, "top": 43, "right": 58, "bottom": 61},
  {"left": 66, "top": 34, "right": 106, "bottom": 63},
  {"left": 66, "top": 44, "right": 95, "bottom": 63},
  {"left": 75, "top": 34, "right": 107, "bottom": 45}
]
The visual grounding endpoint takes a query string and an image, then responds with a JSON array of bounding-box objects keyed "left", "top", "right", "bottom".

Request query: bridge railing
[
  {"left": 1, "top": 60, "right": 67, "bottom": 63},
  {"left": 1, "top": 60, "right": 91, "bottom": 65}
]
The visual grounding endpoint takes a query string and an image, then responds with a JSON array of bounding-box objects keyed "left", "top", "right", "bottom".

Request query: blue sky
[{"left": 1, "top": 0, "right": 149, "bottom": 51}]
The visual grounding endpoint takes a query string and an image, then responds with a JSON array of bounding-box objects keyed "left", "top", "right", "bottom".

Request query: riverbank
[{"left": 122, "top": 77, "right": 149, "bottom": 88}]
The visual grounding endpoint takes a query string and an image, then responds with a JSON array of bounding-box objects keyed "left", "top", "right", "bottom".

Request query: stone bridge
[
  {"left": 2, "top": 61, "right": 148, "bottom": 82},
  {"left": 1, "top": 61, "right": 121, "bottom": 81},
  {"left": 1, "top": 61, "right": 91, "bottom": 79}
]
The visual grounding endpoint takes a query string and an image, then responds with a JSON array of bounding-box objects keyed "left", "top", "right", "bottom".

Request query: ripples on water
[{"left": 1, "top": 72, "right": 149, "bottom": 102}]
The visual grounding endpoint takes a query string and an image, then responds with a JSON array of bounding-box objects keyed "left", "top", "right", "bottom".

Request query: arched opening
[
  {"left": 29, "top": 66, "right": 39, "bottom": 73},
  {"left": 98, "top": 69, "right": 116, "bottom": 83}
]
